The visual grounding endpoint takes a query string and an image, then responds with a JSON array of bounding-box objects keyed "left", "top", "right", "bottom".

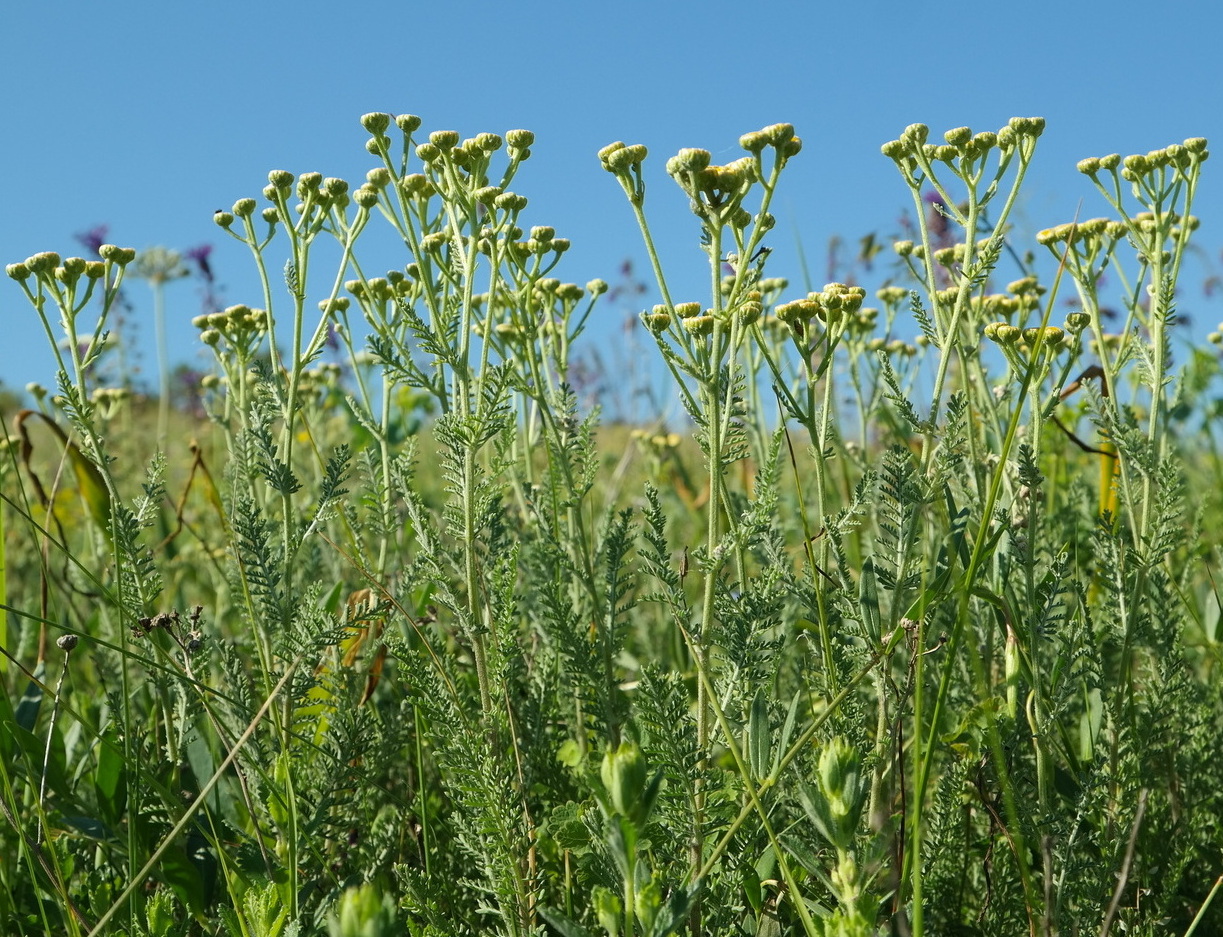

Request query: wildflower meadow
[{"left": 1, "top": 113, "right": 1221, "bottom": 936}]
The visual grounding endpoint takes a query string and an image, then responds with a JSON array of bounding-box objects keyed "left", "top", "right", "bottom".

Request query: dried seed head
[{"left": 57, "top": 634, "right": 79, "bottom": 652}]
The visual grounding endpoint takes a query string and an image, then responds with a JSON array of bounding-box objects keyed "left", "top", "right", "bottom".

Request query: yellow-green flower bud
[
  {"left": 876, "top": 286, "right": 907, "bottom": 304},
  {"left": 232, "top": 197, "right": 257, "bottom": 217},
  {"left": 643, "top": 311, "right": 671, "bottom": 333},
  {"left": 429, "top": 130, "right": 459, "bottom": 151},
  {"left": 673, "top": 301, "right": 702, "bottom": 318},
  {"left": 354, "top": 185, "right": 380, "bottom": 208},
  {"left": 683, "top": 314, "right": 715, "bottom": 335},
  {"left": 415, "top": 142, "right": 441, "bottom": 163},
  {"left": 85, "top": 261, "right": 105, "bottom": 279},
  {"left": 586, "top": 278, "right": 608, "bottom": 296},
  {"left": 530, "top": 225, "right": 555, "bottom": 242},
  {"left": 6, "top": 262, "right": 30, "bottom": 280},
  {"left": 200, "top": 328, "right": 222, "bottom": 346},
  {"left": 268, "top": 169, "right": 294, "bottom": 189},
  {"left": 1077, "top": 157, "right": 1101, "bottom": 175},
  {"left": 944, "top": 126, "right": 972, "bottom": 147},
  {"left": 99, "top": 245, "right": 136, "bottom": 265},
  {"left": 739, "top": 130, "right": 768, "bottom": 153},
  {"left": 494, "top": 192, "right": 529, "bottom": 211},
  {"left": 880, "top": 139, "right": 907, "bottom": 160},
  {"left": 1009, "top": 116, "right": 1046, "bottom": 137},
  {"left": 214, "top": 210, "right": 235, "bottom": 228},
  {"left": 903, "top": 123, "right": 929, "bottom": 146},
  {"left": 366, "top": 167, "right": 392, "bottom": 189},
  {"left": 894, "top": 240, "right": 915, "bottom": 257},
  {"left": 396, "top": 113, "right": 422, "bottom": 133},
  {"left": 606, "top": 144, "right": 648, "bottom": 173},
  {"left": 738, "top": 300, "right": 763, "bottom": 325},
  {"left": 1123, "top": 153, "right": 1149, "bottom": 174},
  {"left": 1065, "top": 312, "right": 1090, "bottom": 333},
  {"left": 420, "top": 232, "right": 448, "bottom": 254},
  {"left": 360, "top": 112, "right": 392, "bottom": 134},
  {"left": 319, "top": 297, "right": 351, "bottom": 314},
  {"left": 26, "top": 251, "right": 61, "bottom": 273},
  {"left": 506, "top": 129, "right": 534, "bottom": 149},
  {"left": 974, "top": 131, "right": 997, "bottom": 150},
  {"left": 758, "top": 122, "right": 793, "bottom": 147},
  {"left": 261, "top": 207, "right": 279, "bottom": 224}
]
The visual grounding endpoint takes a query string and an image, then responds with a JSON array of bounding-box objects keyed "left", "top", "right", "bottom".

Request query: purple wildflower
[
  {"left": 185, "top": 244, "right": 214, "bottom": 283},
  {"left": 75, "top": 224, "right": 110, "bottom": 257}
]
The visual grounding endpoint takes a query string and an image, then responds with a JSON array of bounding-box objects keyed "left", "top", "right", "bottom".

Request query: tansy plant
[{"left": 0, "top": 113, "right": 1220, "bottom": 937}]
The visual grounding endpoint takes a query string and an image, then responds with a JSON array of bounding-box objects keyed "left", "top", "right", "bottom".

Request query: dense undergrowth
[{"left": 2, "top": 113, "right": 1222, "bottom": 936}]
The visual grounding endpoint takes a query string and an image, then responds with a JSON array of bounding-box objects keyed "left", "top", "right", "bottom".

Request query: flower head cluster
[
  {"left": 193, "top": 304, "right": 269, "bottom": 357},
  {"left": 775, "top": 283, "right": 866, "bottom": 334},
  {"left": 1077, "top": 137, "right": 1209, "bottom": 185},
  {"left": 881, "top": 117, "right": 1045, "bottom": 186}
]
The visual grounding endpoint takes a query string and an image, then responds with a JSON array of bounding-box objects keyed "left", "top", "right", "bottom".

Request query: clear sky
[{"left": 4, "top": 0, "right": 1222, "bottom": 410}]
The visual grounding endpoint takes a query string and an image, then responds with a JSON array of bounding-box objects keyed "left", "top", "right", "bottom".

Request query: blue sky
[{"left": 4, "top": 0, "right": 1222, "bottom": 411}]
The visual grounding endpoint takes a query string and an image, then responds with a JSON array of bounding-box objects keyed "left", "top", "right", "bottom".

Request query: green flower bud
[
  {"left": 740, "top": 130, "right": 768, "bottom": 153},
  {"left": 876, "top": 286, "right": 907, "bottom": 304},
  {"left": 643, "top": 311, "right": 672, "bottom": 333},
  {"left": 493, "top": 192, "right": 528, "bottom": 211},
  {"left": 230, "top": 197, "right": 256, "bottom": 217},
  {"left": 880, "top": 139, "right": 907, "bottom": 160},
  {"left": 894, "top": 240, "right": 915, "bottom": 257},
  {"left": 99, "top": 245, "right": 136, "bottom": 265},
  {"left": 973, "top": 131, "right": 997, "bottom": 150},
  {"left": 673, "top": 301, "right": 702, "bottom": 318},
  {"left": 268, "top": 169, "right": 294, "bottom": 189},
  {"left": 420, "top": 232, "right": 448, "bottom": 254},
  {"left": 606, "top": 144, "right": 648, "bottom": 173},
  {"left": 214, "top": 210, "right": 235, "bottom": 228},
  {"left": 429, "top": 129, "right": 459, "bottom": 151},
  {"left": 360, "top": 112, "right": 392, "bottom": 134},
  {"left": 666, "top": 147, "right": 712, "bottom": 174},
  {"left": 6, "top": 262, "right": 30, "bottom": 281},
  {"left": 1124, "top": 153, "right": 1150, "bottom": 174},
  {"left": 261, "top": 207, "right": 279, "bottom": 224},
  {"left": 1065, "top": 311, "right": 1090, "bottom": 332},
  {"left": 354, "top": 185, "right": 381, "bottom": 208},
  {"left": 1009, "top": 116, "right": 1046, "bottom": 137},
  {"left": 85, "top": 261, "right": 105, "bottom": 279},
  {"left": 366, "top": 167, "right": 392, "bottom": 188},
  {"left": 396, "top": 113, "right": 423, "bottom": 133},
  {"left": 26, "top": 251, "right": 61, "bottom": 273},
  {"left": 586, "top": 278, "right": 608, "bottom": 296},
  {"left": 297, "top": 172, "right": 323, "bottom": 197},
  {"left": 903, "top": 123, "right": 930, "bottom": 146},
  {"left": 530, "top": 225, "right": 555, "bottom": 242},
  {"left": 597, "top": 141, "right": 626, "bottom": 167},
  {"left": 780, "top": 136, "right": 802, "bottom": 158},
  {"left": 1077, "top": 157, "right": 1101, "bottom": 175},
  {"left": 506, "top": 128, "right": 535, "bottom": 149},
  {"left": 200, "top": 328, "right": 222, "bottom": 346},
  {"left": 944, "top": 126, "right": 972, "bottom": 147},
  {"left": 684, "top": 314, "right": 715, "bottom": 335},
  {"left": 415, "top": 142, "right": 441, "bottom": 163},
  {"left": 762, "top": 122, "right": 795, "bottom": 146},
  {"left": 551, "top": 238, "right": 570, "bottom": 254}
]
